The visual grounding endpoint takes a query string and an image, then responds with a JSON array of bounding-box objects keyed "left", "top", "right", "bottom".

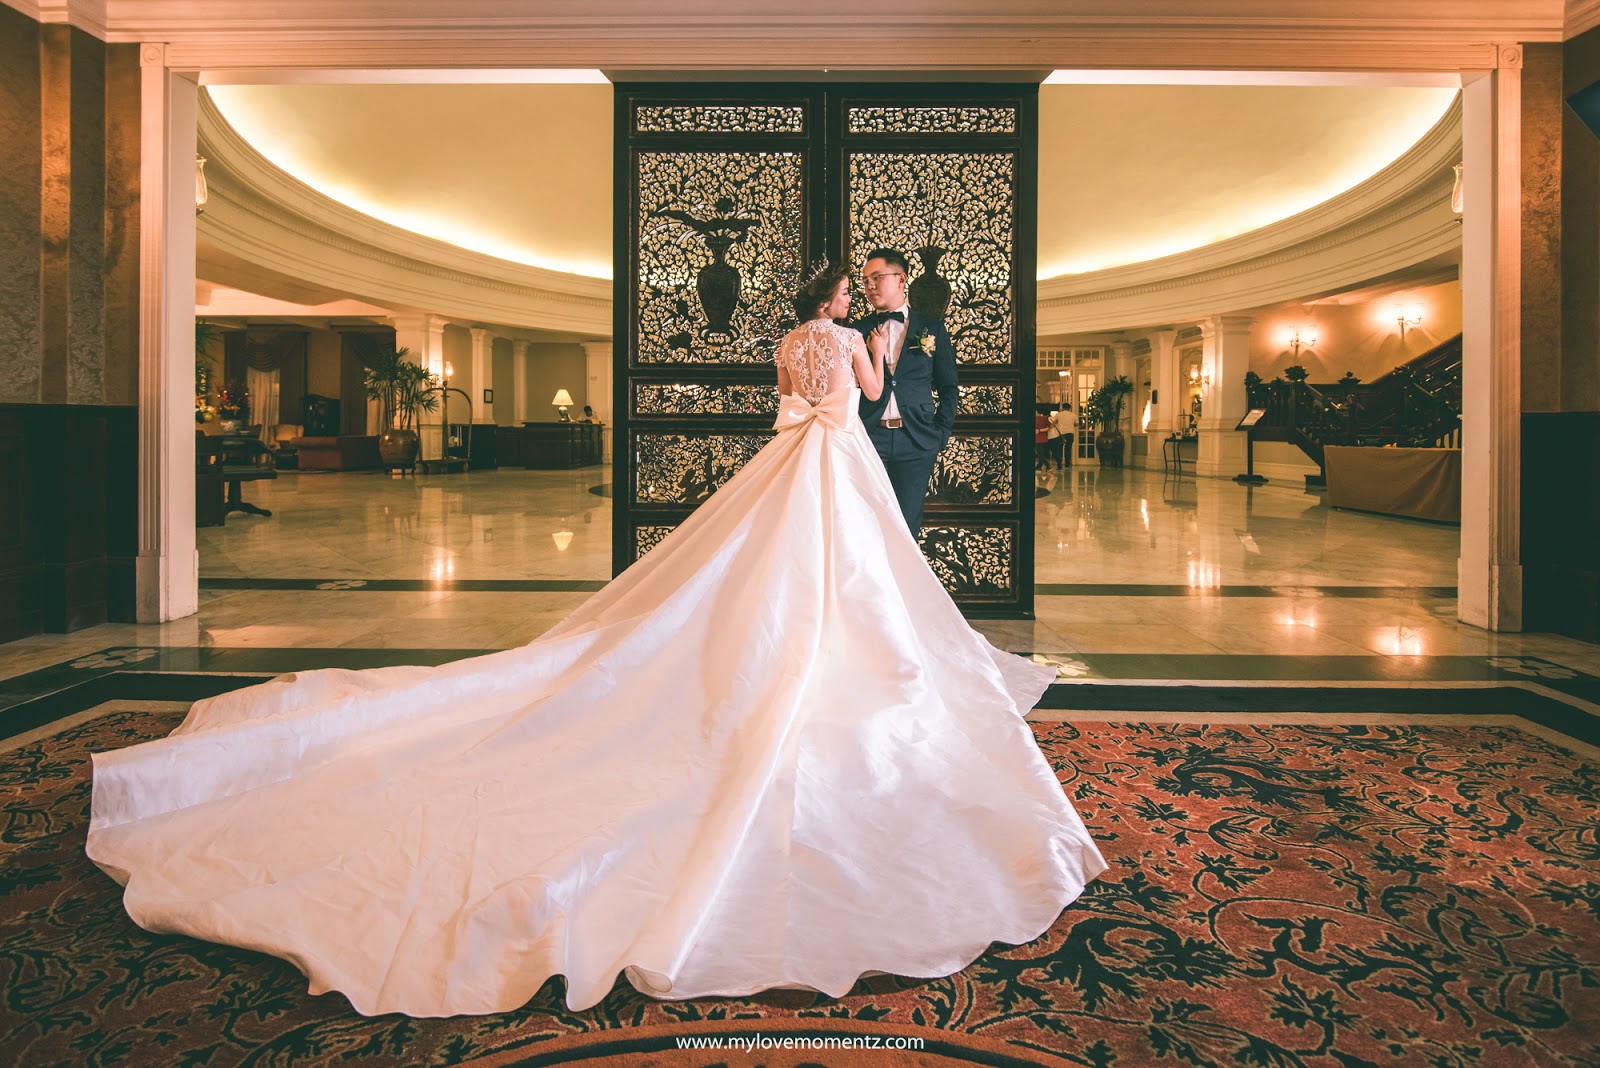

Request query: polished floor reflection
[{"left": 2, "top": 464, "right": 1597, "bottom": 684}]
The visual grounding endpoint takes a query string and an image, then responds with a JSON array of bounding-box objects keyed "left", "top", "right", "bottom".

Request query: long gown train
[{"left": 86, "top": 382, "right": 1107, "bottom": 1017}]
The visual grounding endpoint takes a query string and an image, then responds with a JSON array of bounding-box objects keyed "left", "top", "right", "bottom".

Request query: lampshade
[{"left": 552, "top": 389, "right": 575, "bottom": 406}]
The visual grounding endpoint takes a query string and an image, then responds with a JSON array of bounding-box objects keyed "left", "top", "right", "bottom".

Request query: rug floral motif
[{"left": 2, "top": 709, "right": 1597, "bottom": 1067}]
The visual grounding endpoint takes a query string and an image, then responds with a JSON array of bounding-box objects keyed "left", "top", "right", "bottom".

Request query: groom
[{"left": 854, "top": 247, "right": 959, "bottom": 539}]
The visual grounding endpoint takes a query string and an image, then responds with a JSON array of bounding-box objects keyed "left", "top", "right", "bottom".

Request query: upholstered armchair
[{"left": 269, "top": 424, "right": 303, "bottom": 469}]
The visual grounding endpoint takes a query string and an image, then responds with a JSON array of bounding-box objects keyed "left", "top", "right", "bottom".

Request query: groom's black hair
[{"left": 862, "top": 247, "right": 910, "bottom": 274}]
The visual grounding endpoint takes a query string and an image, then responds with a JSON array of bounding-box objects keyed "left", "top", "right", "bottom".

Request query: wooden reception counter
[{"left": 511, "top": 421, "right": 604, "bottom": 469}]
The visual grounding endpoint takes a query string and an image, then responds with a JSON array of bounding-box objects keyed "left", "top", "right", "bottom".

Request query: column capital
[
  {"left": 580, "top": 339, "right": 614, "bottom": 360},
  {"left": 511, "top": 339, "right": 530, "bottom": 357},
  {"left": 1199, "top": 315, "right": 1254, "bottom": 339},
  {"left": 390, "top": 313, "right": 446, "bottom": 339}
]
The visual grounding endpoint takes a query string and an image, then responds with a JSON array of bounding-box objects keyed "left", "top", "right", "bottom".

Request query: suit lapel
[
  {"left": 900, "top": 312, "right": 923, "bottom": 380},
  {"left": 890, "top": 310, "right": 908, "bottom": 370}
]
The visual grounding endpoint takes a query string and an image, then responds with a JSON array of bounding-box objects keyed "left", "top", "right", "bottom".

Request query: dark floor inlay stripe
[
  {"left": 1035, "top": 684, "right": 1600, "bottom": 749},
  {"left": 197, "top": 578, "right": 1458, "bottom": 600},
  {"left": 1033, "top": 584, "right": 1458, "bottom": 599},
  {"left": 0, "top": 673, "right": 272, "bottom": 743},
  {"left": 8, "top": 675, "right": 1594, "bottom": 752},
  {"left": 200, "top": 578, "right": 608, "bottom": 593}
]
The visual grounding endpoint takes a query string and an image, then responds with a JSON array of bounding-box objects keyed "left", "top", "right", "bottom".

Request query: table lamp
[{"left": 552, "top": 389, "right": 574, "bottom": 422}]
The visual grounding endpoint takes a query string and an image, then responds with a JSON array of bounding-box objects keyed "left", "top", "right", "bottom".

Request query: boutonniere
[{"left": 912, "top": 331, "right": 936, "bottom": 356}]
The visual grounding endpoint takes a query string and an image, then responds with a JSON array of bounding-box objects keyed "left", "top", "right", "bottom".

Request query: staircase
[{"left": 1246, "top": 334, "right": 1462, "bottom": 482}]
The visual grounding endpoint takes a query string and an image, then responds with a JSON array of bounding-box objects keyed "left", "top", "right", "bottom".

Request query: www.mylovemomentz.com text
[{"left": 675, "top": 1033, "right": 925, "bottom": 1052}]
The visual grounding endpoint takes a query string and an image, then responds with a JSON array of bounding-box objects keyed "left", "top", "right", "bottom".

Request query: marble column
[
  {"left": 1109, "top": 340, "right": 1135, "bottom": 383},
  {"left": 1459, "top": 52, "right": 1524, "bottom": 631},
  {"left": 392, "top": 314, "right": 445, "bottom": 455},
  {"left": 1109, "top": 340, "right": 1136, "bottom": 460},
  {"left": 1194, "top": 315, "right": 1253, "bottom": 478},
  {"left": 511, "top": 340, "right": 529, "bottom": 425},
  {"left": 1142, "top": 329, "right": 1179, "bottom": 469},
  {"left": 135, "top": 47, "right": 198, "bottom": 623},
  {"left": 581, "top": 340, "right": 613, "bottom": 463},
  {"left": 469, "top": 326, "right": 494, "bottom": 423}
]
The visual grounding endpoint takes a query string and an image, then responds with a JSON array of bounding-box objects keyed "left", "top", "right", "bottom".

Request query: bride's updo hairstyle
[{"left": 791, "top": 262, "right": 851, "bottom": 320}]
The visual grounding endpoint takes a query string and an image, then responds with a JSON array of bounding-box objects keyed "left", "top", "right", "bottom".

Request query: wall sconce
[
  {"left": 195, "top": 155, "right": 208, "bottom": 214},
  {"left": 1395, "top": 304, "right": 1424, "bottom": 339},
  {"left": 552, "top": 388, "right": 574, "bottom": 421},
  {"left": 1288, "top": 328, "right": 1318, "bottom": 358},
  {"left": 1188, "top": 365, "right": 1211, "bottom": 389},
  {"left": 1451, "top": 163, "right": 1464, "bottom": 214},
  {"left": 551, "top": 529, "right": 574, "bottom": 551}
]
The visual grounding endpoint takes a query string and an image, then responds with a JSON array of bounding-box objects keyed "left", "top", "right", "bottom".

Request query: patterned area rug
[{"left": 3, "top": 707, "right": 1598, "bottom": 1067}]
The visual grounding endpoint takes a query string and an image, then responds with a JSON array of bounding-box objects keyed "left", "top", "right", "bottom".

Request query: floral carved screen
[
  {"left": 635, "top": 152, "right": 805, "bottom": 365},
  {"left": 616, "top": 87, "right": 1037, "bottom": 616},
  {"left": 840, "top": 92, "right": 1034, "bottom": 613},
  {"left": 846, "top": 152, "right": 1015, "bottom": 365}
]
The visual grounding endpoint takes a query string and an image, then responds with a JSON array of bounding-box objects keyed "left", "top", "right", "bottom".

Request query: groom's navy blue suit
[{"left": 853, "top": 308, "right": 959, "bottom": 538}]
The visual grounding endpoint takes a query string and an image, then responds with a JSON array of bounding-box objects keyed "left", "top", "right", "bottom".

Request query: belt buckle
[{"left": 881, "top": 418, "right": 903, "bottom": 428}]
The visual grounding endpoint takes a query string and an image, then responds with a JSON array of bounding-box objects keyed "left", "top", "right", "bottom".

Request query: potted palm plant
[
  {"left": 363, "top": 346, "right": 439, "bottom": 470},
  {"left": 195, "top": 321, "right": 220, "bottom": 427},
  {"left": 1086, "top": 375, "right": 1134, "bottom": 468}
]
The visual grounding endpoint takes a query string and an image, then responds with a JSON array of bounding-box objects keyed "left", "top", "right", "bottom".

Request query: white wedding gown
[{"left": 87, "top": 319, "right": 1107, "bottom": 1017}]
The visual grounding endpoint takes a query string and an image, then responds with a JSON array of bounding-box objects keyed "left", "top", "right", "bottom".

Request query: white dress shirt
[{"left": 881, "top": 303, "right": 910, "bottom": 423}]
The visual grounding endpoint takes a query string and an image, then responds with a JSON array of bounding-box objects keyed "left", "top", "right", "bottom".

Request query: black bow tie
[{"left": 878, "top": 311, "right": 906, "bottom": 324}]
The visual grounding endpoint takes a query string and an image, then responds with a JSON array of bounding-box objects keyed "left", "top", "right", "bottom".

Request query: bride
[{"left": 86, "top": 263, "right": 1108, "bottom": 1018}]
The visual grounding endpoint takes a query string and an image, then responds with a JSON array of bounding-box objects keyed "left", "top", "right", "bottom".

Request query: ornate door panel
[
  {"left": 835, "top": 93, "right": 1036, "bottom": 615},
  {"left": 616, "top": 92, "right": 820, "bottom": 567},
  {"left": 615, "top": 86, "right": 1038, "bottom": 617}
]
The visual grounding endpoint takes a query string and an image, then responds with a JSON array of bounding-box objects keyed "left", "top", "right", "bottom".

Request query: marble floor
[{"left": 3, "top": 463, "right": 1598, "bottom": 689}]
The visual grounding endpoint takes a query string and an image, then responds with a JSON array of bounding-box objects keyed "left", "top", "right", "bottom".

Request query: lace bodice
[{"left": 774, "top": 320, "right": 862, "bottom": 404}]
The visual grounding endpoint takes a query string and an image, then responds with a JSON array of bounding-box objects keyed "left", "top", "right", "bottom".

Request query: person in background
[
  {"left": 1035, "top": 404, "right": 1052, "bottom": 470},
  {"left": 1050, "top": 402, "right": 1076, "bottom": 468}
]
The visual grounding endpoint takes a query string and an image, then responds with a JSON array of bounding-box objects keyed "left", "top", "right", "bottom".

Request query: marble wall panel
[{"left": 0, "top": 6, "right": 42, "bottom": 404}]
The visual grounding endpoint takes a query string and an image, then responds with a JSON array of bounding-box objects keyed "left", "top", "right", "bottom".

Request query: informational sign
[{"left": 1236, "top": 408, "right": 1268, "bottom": 430}]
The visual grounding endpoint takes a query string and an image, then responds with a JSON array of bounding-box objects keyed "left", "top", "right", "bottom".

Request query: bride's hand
[{"left": 867, "top": 325, "right": 889, "bottom": 360}]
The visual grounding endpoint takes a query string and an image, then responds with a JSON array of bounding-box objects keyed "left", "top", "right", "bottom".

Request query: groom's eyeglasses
[{"left": 863, "top": 272, "right": 905, "bottom": 288}]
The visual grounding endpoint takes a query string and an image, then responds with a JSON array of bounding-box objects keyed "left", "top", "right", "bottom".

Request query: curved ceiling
[
  {"left": 1037, "top": 84, "right": 1457, "bottom": 275},
  {"left": 207, "top": 83, "right": 615, "bottom": 278},
  {"left": 206, "top": 82, "right": 1457, "bottom": 283}
]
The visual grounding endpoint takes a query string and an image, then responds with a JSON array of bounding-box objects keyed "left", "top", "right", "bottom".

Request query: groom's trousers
[{"left": 875, "top": 429, "right": 940, "bottom": 541}]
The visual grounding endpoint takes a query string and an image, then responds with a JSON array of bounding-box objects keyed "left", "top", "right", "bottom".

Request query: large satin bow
[{"left": 773, "top": 388, "right": 857, "bottom": 433}]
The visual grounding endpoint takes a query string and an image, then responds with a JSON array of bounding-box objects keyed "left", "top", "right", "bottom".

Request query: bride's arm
[
  {"left": 776, "top": 360, "right": 795, "bottom": 397},
  {"left": 852, "top": 327, "right": 885, "bottom": 401}
]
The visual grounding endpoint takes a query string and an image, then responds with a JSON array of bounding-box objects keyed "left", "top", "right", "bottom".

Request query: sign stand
[{"left": 1233, "top": 408, "right": 1268, "bottom": 485}]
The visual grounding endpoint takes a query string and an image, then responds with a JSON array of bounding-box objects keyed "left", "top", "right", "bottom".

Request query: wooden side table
[{"left": 218, "top": 434, "right": 278, "bottom": 517}]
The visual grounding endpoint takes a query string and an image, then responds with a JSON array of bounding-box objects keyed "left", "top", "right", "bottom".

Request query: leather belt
[{"left": 880, "top": 418, "right": 904, "bottom": 428}]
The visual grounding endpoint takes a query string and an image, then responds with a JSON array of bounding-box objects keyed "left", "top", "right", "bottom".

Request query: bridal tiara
[{"left": 801, "top": 258, "right": 832, "bottom": 287}]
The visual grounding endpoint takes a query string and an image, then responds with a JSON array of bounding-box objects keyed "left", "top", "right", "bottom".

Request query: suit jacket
[{"left": 852, "top": 309, "right": 959, "bottom": 454}]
